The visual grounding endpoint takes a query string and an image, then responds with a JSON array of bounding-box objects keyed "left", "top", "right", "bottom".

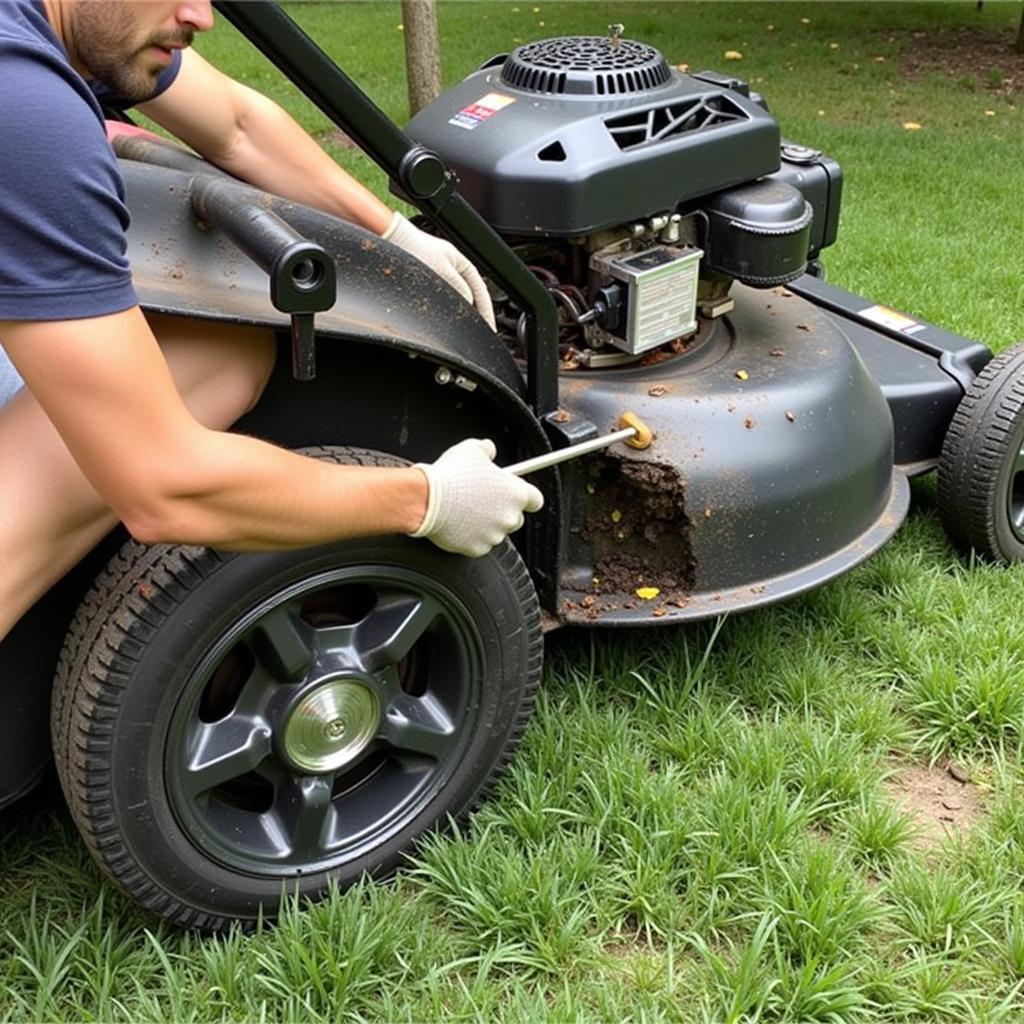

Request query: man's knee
[
  {"left": 243, "top": 329, "right": 277, "bottom": 414},
  {"left": 205, "top": 327, "right": 276, "bottom": 423},
  {"left": 149, "top": 313, "right": 277, "bottom": 427}
]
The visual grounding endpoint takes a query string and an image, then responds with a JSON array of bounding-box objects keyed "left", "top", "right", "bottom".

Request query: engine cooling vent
[
  {"left": 605, "top": 94, "right": 748, "bottom": 151},
  {"left": 500, "top": 37, "right": 671, "bottom": 96}
]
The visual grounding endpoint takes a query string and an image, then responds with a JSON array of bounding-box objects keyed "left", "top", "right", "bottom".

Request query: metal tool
[{"left": 506, "top": 411, "right": 652, "bottom": 476}]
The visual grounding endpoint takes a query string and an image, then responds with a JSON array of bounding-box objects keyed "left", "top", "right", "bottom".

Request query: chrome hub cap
[{"left": 282, "top": 679, "right": 380, "bottom": 773}]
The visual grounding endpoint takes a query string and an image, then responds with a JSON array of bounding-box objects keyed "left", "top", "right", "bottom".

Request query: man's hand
[
  {"left": 411, "top": 438, "right": 543, "bottom": 557},
  {"left": 384, "top": 213, "right": 497, "bottom": 330}
]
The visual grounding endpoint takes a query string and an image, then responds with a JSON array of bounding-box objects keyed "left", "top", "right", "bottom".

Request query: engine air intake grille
[
  {"left": 605, "top": 95, "right": 748, "bottom": 150},
  {"left": 500, "top": 37, "right": 671, "bottom": 96}
]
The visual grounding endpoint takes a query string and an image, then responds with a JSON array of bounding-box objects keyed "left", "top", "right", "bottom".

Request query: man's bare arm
[
  {"left": 138, "top": 50, "right": 497, "bottom": 326},
  {"left": 2, "top": 309, "right": 428, "bottom": 549},
  {"left": 139, "top": 49, "right": 393, "bottom": 233}
]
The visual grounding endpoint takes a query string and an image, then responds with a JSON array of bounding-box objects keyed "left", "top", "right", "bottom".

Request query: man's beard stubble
[{"left": 71, "top": 2, "right": 193, "bottom": 102}]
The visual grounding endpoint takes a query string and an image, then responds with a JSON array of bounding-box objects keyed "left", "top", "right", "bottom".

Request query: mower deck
[{"left": 552, "top": 281, "right": 979, "bottom": 626}]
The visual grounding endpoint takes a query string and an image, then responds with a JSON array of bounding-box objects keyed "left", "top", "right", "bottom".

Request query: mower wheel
[
  {"left": 938, "top": 342, "right": 1024, "bottom": 562},
  {"left": 51, "top": 447, "right": 542, "bottom": 930}
]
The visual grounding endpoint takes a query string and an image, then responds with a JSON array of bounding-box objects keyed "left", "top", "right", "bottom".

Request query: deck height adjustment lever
[
  {"left": 269, "top": 242, "right": 337, "bottom": 381},
  {"left": 190, "top": 175, "right": 337, "bottom": 381}
]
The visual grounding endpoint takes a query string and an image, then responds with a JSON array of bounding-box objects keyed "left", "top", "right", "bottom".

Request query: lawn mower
[{"left": 1, "top": 2, "right": 1020, "bottom": 929}]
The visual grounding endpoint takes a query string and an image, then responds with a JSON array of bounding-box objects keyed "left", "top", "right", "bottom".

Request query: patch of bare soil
[
  {"left": 897, "top": 26, "right": 1024, "bottom": 95},
  {"left": 884, "top": 762, "right": 984, "bottom": 851}
]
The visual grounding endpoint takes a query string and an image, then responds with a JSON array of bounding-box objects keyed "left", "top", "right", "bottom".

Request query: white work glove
[
  {"left": 383, "top": 212, "right": 497, "bottom": 330},
  {"left": 410, "top": 438, "right": 544, "bottom": 557}
]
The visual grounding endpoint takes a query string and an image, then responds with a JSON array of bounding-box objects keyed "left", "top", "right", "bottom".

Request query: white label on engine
[
  {"left": 634, "top": 265, "right": 699, "bottom": 347},
  {"left": 626, "top": 251, "right": 702, "bottom": 352}
]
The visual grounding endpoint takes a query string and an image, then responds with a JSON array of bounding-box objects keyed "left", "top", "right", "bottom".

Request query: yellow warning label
[{"left": 860, "top": 305, "right": 919, "bottom": 332}]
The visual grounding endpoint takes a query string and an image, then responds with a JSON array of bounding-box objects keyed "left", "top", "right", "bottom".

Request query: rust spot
[
  {"left": 550, "top": 409, "right": 571, "bottom": 423},
  {"left": 745, "top": 416, "right": 756, "bottom": 429}
]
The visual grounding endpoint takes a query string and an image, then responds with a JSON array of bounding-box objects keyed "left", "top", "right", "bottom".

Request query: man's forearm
[
  {"left": 141, "top": 51, "right": 394, "bottom": 234},
  {"left": 3, "top": 310, "right": 427, "bottom": 551},
  {"left": 209, "top": 90, "right": 394, "bottom": 233},
  {"left": 140, "top": 50, "right": 496, "bottom": 326},
  {"left": 124, "top": 430, "right": 429, "bottom": 549}
]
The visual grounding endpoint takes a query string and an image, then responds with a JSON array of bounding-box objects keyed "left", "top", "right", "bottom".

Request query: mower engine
[{"left": 406, "top": 33, "right": 842, "bottom": 364}]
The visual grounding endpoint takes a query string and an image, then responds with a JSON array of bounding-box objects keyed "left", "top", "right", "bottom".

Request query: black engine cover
[{"left": 405, "top": 37, "right": 780, "bottom": 237}]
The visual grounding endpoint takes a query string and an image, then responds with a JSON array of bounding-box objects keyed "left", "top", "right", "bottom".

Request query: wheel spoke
[
  {"left": 183, "top": 716, "right": 273, "bottom": 798},
  {"left": 232, "top": 665, "right": 282, "bottom": 716},
  {"left": 276, "top": 774, "right": 335, "bottom": 859},
  {"left": 379, "top": 693, "right": 456, "bottom": 760},
  {"left": 252, "top": 606, "right": 313, "bottom": 681},
  {"left": 356, "top": 594, "right": 441, "bottom": 670},
  {"left": 374, "top": 664, "right": 404, "bottom": 704}
]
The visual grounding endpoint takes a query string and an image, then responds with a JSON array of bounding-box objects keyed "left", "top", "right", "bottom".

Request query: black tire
[
  {"left": 938, "top": 343, "right": 1024, "bottom": 562},
  {"left": 51, "top": 447, "right": 542, "bottom": 930}
]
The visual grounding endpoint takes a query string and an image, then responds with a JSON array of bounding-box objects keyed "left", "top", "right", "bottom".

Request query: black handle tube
[
  {"left": 212, "top": 0, "right": 560, "bottom": 416},
  {"left": 191, "top": 175, "right": 311, "bottom": 278}
]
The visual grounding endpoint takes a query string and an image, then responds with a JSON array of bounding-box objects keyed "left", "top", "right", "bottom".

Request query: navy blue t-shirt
[{"left": 0, "top": 0, "right": 181, "bottom": 322}]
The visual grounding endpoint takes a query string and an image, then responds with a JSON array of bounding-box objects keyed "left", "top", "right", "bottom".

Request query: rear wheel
[
  {"left": 938, "top": 343, "right": 1024, "bottom": 562},
  {"left": 51, "top": 448, "right": 542, "bottom": 930}
]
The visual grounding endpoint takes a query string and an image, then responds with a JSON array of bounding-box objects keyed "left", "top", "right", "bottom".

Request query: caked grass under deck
[{"left": 5, "top": 2, "right": 1024, "bottom": 1020}]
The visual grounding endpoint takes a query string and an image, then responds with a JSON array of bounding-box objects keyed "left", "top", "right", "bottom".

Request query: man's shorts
[{"left": 0, "top": 345, "right": 24, "bottom": 408}]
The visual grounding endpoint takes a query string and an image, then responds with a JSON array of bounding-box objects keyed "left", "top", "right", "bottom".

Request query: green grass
[{"left": 5, "top": 2, "right": 1024, "bottom": 1020}]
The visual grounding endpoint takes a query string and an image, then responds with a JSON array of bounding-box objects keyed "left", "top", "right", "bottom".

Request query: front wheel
[
  {"left": 51, "top": 448, "right": 542, "bottom": 930},
  {"left": 938, "top": 343, "right": 1024, "bottom": 562}
]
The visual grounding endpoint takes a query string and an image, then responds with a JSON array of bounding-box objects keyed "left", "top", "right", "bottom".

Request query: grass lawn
[{"left": 4, "top": 2, "right": 1024, "bottom": 1021}]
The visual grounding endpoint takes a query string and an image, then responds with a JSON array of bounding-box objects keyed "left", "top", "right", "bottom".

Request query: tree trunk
[
  {"left": 401, "top": 0, "right": 443, "bottom": 116},
  {"left": 1017, "top": 4, "right": 1024, "bottom": 53}
]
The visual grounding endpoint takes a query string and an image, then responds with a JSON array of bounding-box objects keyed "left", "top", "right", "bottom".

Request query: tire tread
[{"left": 937, "top": 343, "right": 1024, "bottom": 561}]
